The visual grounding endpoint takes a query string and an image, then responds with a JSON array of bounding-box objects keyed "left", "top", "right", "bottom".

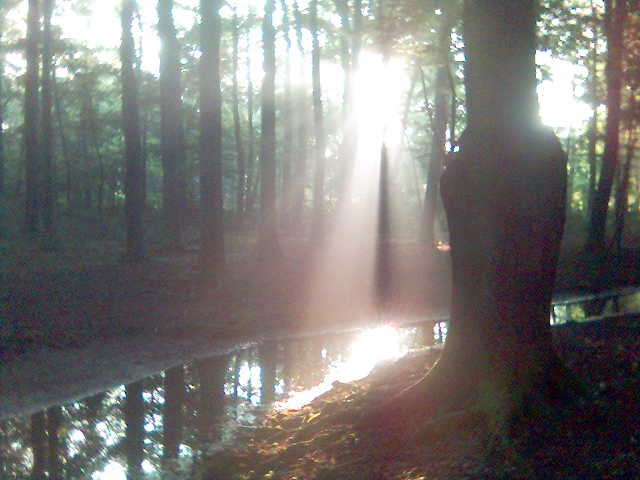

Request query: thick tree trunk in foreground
[
  {"left": 199, "top": 0, "right": 225, "bottom": 276},
  {"left": 46, "top": 406, "right": 63, "bottom": 480},
  {"left": 586, "top": 0, "right": 627, "bottom": 259},
  {"left": 158, "top": 0, "right": 187, "bottom": 247},
  {"left": 121, "top": 0, "right": 145, "bottom": 261},
  {"left": 257, "top": 0, "right": 281, "bottom": 258},
  {"left": 395, "top": 0, "right": 571, "bottom": 432}
]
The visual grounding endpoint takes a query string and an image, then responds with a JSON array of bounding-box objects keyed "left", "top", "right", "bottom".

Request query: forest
[{"left": 1, "top": 0, "right": 640, "bottom": 478}]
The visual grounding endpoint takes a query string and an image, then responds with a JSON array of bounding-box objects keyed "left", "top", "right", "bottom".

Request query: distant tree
[
  {"left": 257, "top": 0, "right": 281, "bottom": 258},
  {"left": 30, "top": 411, "right": 46, "bottom": 480},
  {"left": 199, "top": 0, "right": 225, "bottom": 276},
  {"left": 24, "top": 0, "right": 41, "bottom": 236},
  {"left": 259, "top": 343, "right": 278, "bottom": 405},
  {"left": 310, "top": 0, "right": 326, "bottom": 241},
  {"left": 41, "top": 0, "right": 55, "bottom": 244},
  {"left": 421, "top": 5, "right": 454, "bottom": 248},
  {"left": 0, "top": 8, "right": 6, "bottom": 237},
  {"left": 394, "top": 0, "right": 573, "bottom": 437},
  {"left": 231, "top": 8, "right": 246, "bottom": 225},
  {"left": 120, "top": 0, "right": 145, "bottom": 261},
  {"left": 158, "top": 0, "right": 187, "bottom": 247},
  {"left": 280, "top": 0, "right": 293, "bottom": 222},
  {"left": 586, "top": 0, "right": 628, "bottom": 259},
  {"left": 124, "top": 381, "right": 144, "bottom": 480}
]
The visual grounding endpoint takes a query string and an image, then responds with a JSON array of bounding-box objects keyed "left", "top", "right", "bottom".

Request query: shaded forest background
[{"left": 0, "top": 0, "right": 639, "bottom": 265}]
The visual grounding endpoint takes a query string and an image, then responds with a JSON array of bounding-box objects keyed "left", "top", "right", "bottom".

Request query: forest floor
[{"left": 206, "top": 315, "right": 640, "bottom": 479}]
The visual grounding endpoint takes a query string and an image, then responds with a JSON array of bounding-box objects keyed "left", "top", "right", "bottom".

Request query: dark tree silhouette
[
  {"left": 199, "top": 0, "right": 225, "bottom": 276},
  {"left": 0, "top": 10, "right": 6, "bottom": 224},
  {"left": 257, "top": 0, "right": 281, "bottom": 258},
  {"left": 310, "top": 0, "right": 326, "bottom": 241},
  {"left": 231, "top": 7, "right": 246, "bottom": 224},
  {"left": 46, "top": 406, "right": 63, "bottom": 480},
  {"left": 30, "top": 411, "right": 46, "bottom": 480},
  {"left": 24, "top": 0, "right": 40, "bottom": 236},
  {"left": 158, "top": 0, "right": 187, "bottom": 247},
  {"left": 41, "top": 0, "right": 55, "bottom": 244},
  {"left": 120, "top": 0, "right": 145, "bottom": 261},
  {"left": 196, "top": 356, "right": 227, "bottom": 445},
  {"left": 586, "top": 0, "right": 628, "bottom": 259}
]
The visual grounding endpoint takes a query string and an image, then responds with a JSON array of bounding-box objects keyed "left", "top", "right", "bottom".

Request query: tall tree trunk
[
  {"left": 25, "top": 0, "right": 41, "bottom": 236},
  {"left": 395, "top": 0, "right": 571, "bottom": 433},
  {"left": 245, "top": 47, "right": 257, "bottom": 215},
  {"left": 257, "top": 0, "right": 281, "bottom": 258},
  {"left": 41, "top": 0, "right": 55, "bottom": 243},
  {"left": 124, "top": 381, "right": 145, "bottom": 480},
  {"left": 46, "top": 406, "right": 63, "bottom": 480},
  {"left": 0, "top": 13, "right": 6, "bottom": 236},
  {"left": 199, "top": 0, "right": 225, "bottom": 276},
  {"left": 121, "top": 0, "right": 145, "bottom": 261},
  {"left": 280, "top": 0, "right": 293, "bottom": 223},
  {"left": 30, "top": 411, "right": 47, "bottom": 480},
  {"left": 291, "top": 0, "right": 308, "bottom": 229},
  {"left": 158, "top": 0, "right": 187, "bottom": 248},
  {"left": 421, "top": 10, "right": 453, "bottom": 247},
  {"left": 232, "top": 8, "right": 246, "bottom": 225},
  {"left": 52, "top": 70, "right": 72, "bottom": 210},
  {"left": 586, "top": 2, "right": 600, "bottom": 220},
  {"left": 310, "top": 0, "right": 326, "bottom": 242},
  {"left": 162, "top": 365, "right": 184, "bottom": 464},
  {"left": 586, "top": 0, "right": 628, "bottom": 259}
]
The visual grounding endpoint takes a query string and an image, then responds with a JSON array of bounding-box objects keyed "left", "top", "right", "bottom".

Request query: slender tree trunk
[
  {"left": 280, "top": 0, "right": 293, "bottom": 223},
  {"left": 421, "top": 11, "right": 453, "bottom": 247},
  {"left": 162, "top": 365, "right": 185, "bottom": 464},
  {"left": 121, "top": 0, "right": 145, "bottom": 261},
  {"left": 257, "top": 0, "right": 281, "bottom": 258},
  {"left": 124, "top": 381, "right": 145, "bottom": 480},
  {"left": 41, "top": 0, "right": 55, "bottom": 242},
  {"left": 0, "top": 15, "right": 6, "bottom": 236},
  {"left": 52, "top": 70, "right": 72, "bottom": 210},
  {"left": 245, "top": 48, "right": 256, "bottom": 215},
  {"left": 612, "top": 128, "right": 636, "bottom": 252},
  {"left": 586, "top": 0, "right": 628, "bottom": 258},
  {"left": 30, "top": 411, "right": 47, "bottom": 480},
  {"left": 310, "top": 0, "right": 326, "bottom": 242},
  {"left": 586, "top": 3, "right": 600, "bottom": 220},
  {"left": 46, "top": 406, "right": 63, "bottom": 480},
  {"left": 232, "top": 8, "right": 246, "bottom": 225},
  {"left": 291, "top": 0, "right": 308, "bottom": 229},
  {"left": 25, "top": 0, "right": 41, "bottom": 236},
  {"left": 158, "top": 0, "right": 187, "bottom": 248},
  {"left": 199, "top": 0, "right": 225, "bottom": 276}
]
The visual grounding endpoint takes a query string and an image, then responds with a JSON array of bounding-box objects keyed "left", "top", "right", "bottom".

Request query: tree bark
[
  {"left": 124, "top": 381, "right": 145, "bottom": 480},
  {"left": 30, "top": 411, "right": 47, "bottom": 480},
  {"left": 199, "top": 0, "right": 225, "bottom": 276},
  {"left": 158, "top": 0, "right": 187, "bottom": 247},
  {"left": 121, "top": 0, "right": 145, "bottom": 261},
  {"left": 586, "top": 0, "right": 628, "bottom": 259},
  {"left": 24, "top": 0, "right": 41, "bottom": 236},
  {"left": 394, "top": 1, "right": 571, "bottom": 434},
  {"left": 310, "top": 0, "right": 326, "bottom": 242},
  {"left": 612, "top": 128, "right": 636, "bottom": 252},
  {"left": 257, "top": 0, "right": 281, "bottom": 258}
]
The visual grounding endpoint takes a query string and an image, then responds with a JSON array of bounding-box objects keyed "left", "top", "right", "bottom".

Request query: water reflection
[{"left": 2, "top": 289, "right": 640, "bottom": 479}]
